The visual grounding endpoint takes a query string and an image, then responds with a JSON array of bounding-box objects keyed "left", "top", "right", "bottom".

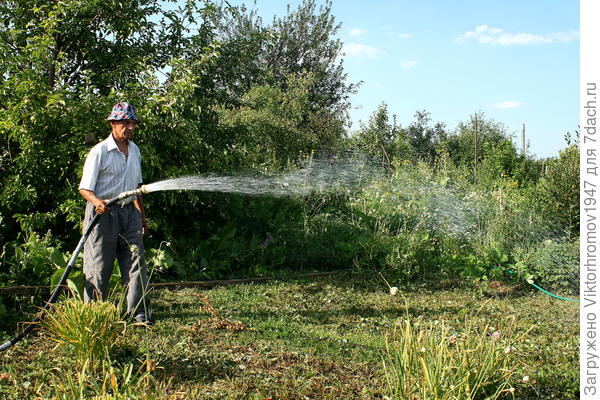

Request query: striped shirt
[{"left": 79, "top": 134, "right": 142, "bottom": 204}]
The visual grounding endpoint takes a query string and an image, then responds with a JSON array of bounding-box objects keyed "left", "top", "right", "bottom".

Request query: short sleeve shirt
[{"left": 79, "top": 134, "right": 143, "bottom": 204}]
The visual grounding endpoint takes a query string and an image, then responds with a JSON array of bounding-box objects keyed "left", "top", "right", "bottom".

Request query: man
[{"left": 78, "top": 102, "right": 152, "bottom": 324}]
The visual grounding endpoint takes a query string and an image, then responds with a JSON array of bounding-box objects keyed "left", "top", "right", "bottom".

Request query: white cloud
[
  {"left": 342, "top": 43, "right": 385, "bottom": 59},
  {"left": 350, "top": 28, "right": 367, "bottom": 37},
  {"left": 458, "top": 25, "right": 579, "bottom": 46},
  {"left": 400, "top": 60, "right": 417, "bottom": 69},
  {"left": 398, "top": 33, "right": 412, "bottom": 39},
  {"left": 491, "top": 101, "right": 526, "bottom": 109}
]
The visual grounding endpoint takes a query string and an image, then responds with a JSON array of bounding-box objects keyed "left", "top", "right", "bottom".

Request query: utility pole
[
  {"left": 521, "top": 123, "right": 526, "bottom": 155},
  {"left": 473, "top": 114, "right": 478, "bottom": 184}
]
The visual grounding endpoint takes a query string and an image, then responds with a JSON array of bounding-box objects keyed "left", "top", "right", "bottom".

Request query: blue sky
[{"left": 237, "top": 0, "right": 579, "bottom": 159}]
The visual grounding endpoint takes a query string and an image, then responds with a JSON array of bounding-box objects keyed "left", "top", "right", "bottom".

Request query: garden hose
[
  {"left": 0, "top": 189, "right": 145, "bottom": 352},
  {"left": 506, "top": 269, "right": 580, "bottom": 303},
  {"left": 528, "top": 282, "right": 580, "bottom": 303}
]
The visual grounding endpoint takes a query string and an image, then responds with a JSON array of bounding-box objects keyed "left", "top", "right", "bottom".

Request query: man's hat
[{"left": 106, "top": 102, "right": 140, "bottom": 122}]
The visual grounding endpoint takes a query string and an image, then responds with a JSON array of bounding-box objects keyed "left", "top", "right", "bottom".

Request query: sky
[{"left": 235, "top": 0, "right": 579, "bottom": 159}]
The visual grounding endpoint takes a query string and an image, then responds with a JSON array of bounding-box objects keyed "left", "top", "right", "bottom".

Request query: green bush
[
  {"left": 348, "top": 161, "right": 481, "bottom": 280},
  {"left": 341, "top": 158, "right": 574, "bottom": 285},
  {"left": 471, "top": 184, "right": 565, "bottom": 255},
  {"left": 534, "top": 145, "right": 579, "bottom": 235},
  {"left": 1, "top": 230, "right": 69, "bottom": 287},
  {"left": 514, "top": 240, "right": 579, "bottom": 295}
]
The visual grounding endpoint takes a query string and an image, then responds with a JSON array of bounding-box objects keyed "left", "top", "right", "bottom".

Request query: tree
[
  {"left": 0, "top": 0, "right": 189, "bottom": 92},
  {"left": 0, "top": 0, "right": 218, "bottom": 260},
  {"left": 267, "top": 0, "right": 356, "bottom": 113},
  {"left": 354, "top": 102, "right": 407, "bottom": 166},
  {"left": 442, "top": 112, "right": 541, "bottom": 187},
  {"left": 442, "top": 112, "right": 509, "bottom": 167},
  {"left": 213, "top": 0, "right": 357, "bottom": 146},
  {"left": 405, "top": 110, "right": 447, "bottom": 162}
]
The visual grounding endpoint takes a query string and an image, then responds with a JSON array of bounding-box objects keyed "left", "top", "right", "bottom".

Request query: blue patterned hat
[{"left": 106, "top": 102, "right": 140, "bottom": 122}]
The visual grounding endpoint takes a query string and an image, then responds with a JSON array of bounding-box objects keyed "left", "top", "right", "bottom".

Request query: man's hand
[
  {"left": 94, "top": 199, "right": 109, "bottom": 215},
  {"left": 134, "top": 194, "right": 148, "bottom": 236},
  {"left": 79, "top": 189, "right": 109, "bottom": 215}
]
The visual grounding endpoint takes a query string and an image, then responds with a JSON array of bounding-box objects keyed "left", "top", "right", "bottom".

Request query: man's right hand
[
  {"left": 94, "top": 199, "right": 109, "bottom": 215},
  {"left": 79, "top": 189, "right": 109, "bottom": 214}
]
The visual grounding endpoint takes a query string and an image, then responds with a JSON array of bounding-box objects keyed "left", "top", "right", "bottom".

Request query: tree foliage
[
  {"left": 353, "top": 102, "right": 404, "bottom": 166},
  {"left": 0, "top": 0, "right": 361, "bottom": 286},
  {"left": 214, "top": 0, "right": 355, "bottom": 145}
]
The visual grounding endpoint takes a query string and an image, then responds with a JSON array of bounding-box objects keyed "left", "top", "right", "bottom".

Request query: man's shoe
[{"left": 133, "top": 314, "right": 153, "bottom": 327}]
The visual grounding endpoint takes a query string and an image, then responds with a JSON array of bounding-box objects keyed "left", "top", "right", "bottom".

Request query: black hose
[{"left": 0, "top": 197, "right": 121, "bottom": 352}]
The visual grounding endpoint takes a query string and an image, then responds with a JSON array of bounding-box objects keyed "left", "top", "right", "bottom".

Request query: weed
[{"left": 192, "top": 293, "right": 248, "bottom": 332}]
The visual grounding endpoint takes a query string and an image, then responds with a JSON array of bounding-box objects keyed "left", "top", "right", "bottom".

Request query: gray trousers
[{"left": 83, "top": 201, "right": 151, "bottom": 318}]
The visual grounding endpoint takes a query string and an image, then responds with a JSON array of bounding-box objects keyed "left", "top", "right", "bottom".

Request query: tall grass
[
  {"left": 382, "top": 313, "right": 527, "bottom": 399},
  {"left": 40, "top": 296, "right": 126, "bottom": 366},
  {"left": 47, "top": 356, "right": 184, "bottom": 400}
]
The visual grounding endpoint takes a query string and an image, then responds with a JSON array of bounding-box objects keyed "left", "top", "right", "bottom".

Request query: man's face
[{"left": 110, "top": 120, "right": 138, "bottom": 143}]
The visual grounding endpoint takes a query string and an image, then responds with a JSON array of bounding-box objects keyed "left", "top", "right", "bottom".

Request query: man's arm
[
  {"left": 79, "top": 189, "right": 109, "bottom": 215},
  {"left": 133, "top": 194, "right": 148, "bottom": 235}
]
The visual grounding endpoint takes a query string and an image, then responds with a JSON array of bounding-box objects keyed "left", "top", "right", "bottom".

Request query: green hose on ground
[
  {"left": 506, "top": 269, "right": 579, "bottom": 303},
  {"left": 528, "top": 282, "right": 580, "bottom": 303}
]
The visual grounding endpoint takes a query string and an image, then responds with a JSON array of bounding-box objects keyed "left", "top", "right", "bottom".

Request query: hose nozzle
[
  {"left": 105, "top": 185, "right": 149, "bottom": 206},
  {"left": 117, "top": 185, "right": 148, "bottom": 201},
  {"left": 117, "top": 189, "right": 140, "bottom": 200}
]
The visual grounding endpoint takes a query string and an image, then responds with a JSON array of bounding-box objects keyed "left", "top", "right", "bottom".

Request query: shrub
[
  {"left": 382, "top": 315, "right": 522, "bottom": 399},
  {"left": 349, "top": 161, "right": 481, "bottom": 280},
  {"left": 465, "top": 182, "right": 563, "bottom": 251},
  {"left": 513, "top": 239, "right": 579, "bottom": 295},
  {"left": 1, "top": 230, "right": 68, "bottom": 287},
  {"left": 534, "top": 145, "right": 579, "bottom": 235}
]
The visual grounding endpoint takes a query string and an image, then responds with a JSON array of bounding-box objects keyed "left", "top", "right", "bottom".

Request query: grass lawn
[{"left": 0, "top": 271, "right": 578, "bottom": 399}]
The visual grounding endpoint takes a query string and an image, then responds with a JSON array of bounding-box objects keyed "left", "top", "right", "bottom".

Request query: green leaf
[
  {"left": 49, "top": 248, "right": 67, "bottom": 269},
  {"left": 66, "top": 277, "right": 84, "bottom": 300},
  {"left": 51, "top": 268, "right": 66, "bottom": 290}
]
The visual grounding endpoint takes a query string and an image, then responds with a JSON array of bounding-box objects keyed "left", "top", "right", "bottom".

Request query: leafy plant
[
  {"left": 146, "top": 241, "right": 176, "bottom": 277},
  {"left": 534, "top": 144, "right": 579, "bottom": 235}
]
